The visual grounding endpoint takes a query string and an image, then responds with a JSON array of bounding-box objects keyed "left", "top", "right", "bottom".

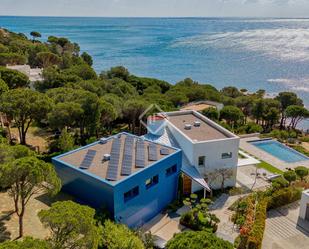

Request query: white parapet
[{"left": 299, "top": 189, "right": 309, "bottom": 220}]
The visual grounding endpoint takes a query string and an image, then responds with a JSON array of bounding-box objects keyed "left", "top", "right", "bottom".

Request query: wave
[
  {"left": 267, "top": 78, "right": 309, "bottom": 93},
  {"left": 172, "top": 28, "right": 309, "bottom": 61}
]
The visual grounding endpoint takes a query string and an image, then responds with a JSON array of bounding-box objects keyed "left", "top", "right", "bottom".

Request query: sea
[{"left": 0, "top": 16, "right": 308, "bottom": 129}]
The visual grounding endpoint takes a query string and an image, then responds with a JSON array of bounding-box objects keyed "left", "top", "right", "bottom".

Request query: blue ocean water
[{"left": 0, "top": 16, "right": 308, "bottom": 129}]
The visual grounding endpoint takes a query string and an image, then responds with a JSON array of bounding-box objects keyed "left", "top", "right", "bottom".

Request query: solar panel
[
  {"left": 135, "top": 139, "right": 145, "bottom": 168},
  {"left": 148, "top": 143, "right": 158, "bottom": 161},
  {"left": 106, "top": 138, "right": 121, "bottom": 181},
  {"left": 121, "top": 136, "right": 134, "bottom": 176},
  {"left": 160, "top": 147, "right": 170, "bottom": 155},
  {"left": 80, "top": 149, "right": 96, "bottom": 169}
]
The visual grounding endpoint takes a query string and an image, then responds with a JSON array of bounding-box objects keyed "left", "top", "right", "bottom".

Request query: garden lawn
[{"left": 257, "top": 161, "right": 283, "bottom": 175}]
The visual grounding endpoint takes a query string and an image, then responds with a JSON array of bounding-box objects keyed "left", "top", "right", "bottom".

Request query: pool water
[{"left": 250, "top": 139, "right": 309, "bottom": 163}]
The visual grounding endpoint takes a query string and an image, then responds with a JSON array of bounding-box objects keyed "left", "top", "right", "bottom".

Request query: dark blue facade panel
[
  {"left": 113, "top": 150, "right": 182, "bottom": 227},
  {"left": 52, "top": 159, "right": 115, "bottom": 213}
]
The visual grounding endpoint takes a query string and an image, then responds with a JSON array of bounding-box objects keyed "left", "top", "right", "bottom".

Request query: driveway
[{"left": 263, "top": 201, "right": 309, "bottom": 249}]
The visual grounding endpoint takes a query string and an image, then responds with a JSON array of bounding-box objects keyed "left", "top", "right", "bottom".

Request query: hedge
[
  {"left": 267, "top": 186, "right": 302, "bottom": 210},
  {"left": 234, "top": 186, "right": 302, "bottom": 249},
  {"left": 247, "top": 198, "right": 268, "bottom": 249}
]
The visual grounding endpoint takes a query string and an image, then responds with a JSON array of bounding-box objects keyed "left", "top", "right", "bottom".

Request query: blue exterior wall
[
  {"left": 113, "top": 150, "right": 182, "bottom": 228},
  {"left": 52, "top": 133, "right": 182, "bottom": 228},
  {"left": 52, "top": 159, "right": 115, "bottom": 214}
]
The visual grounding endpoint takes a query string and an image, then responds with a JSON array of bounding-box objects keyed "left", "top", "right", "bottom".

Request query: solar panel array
[
  {"left": 106, "top": 138, "right": 121, "bottom": 181},
  {"left": 121, "top": 136, "right": 135, "bottom": 176},
  {"left": 80, "top": 149, "right": 96, "bottom": 169},
  {"left": 135, "top": 139, "right": 145, "bottom": 168},
  {"left": 148, "top": 143, "right": 158, "bottom": 161},
  {"left": 160, "top": 147, "right": 170, "bottom": 155}
]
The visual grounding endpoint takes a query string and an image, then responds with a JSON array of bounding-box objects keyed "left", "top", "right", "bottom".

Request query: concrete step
[{"left": 266, "top": 211, "right": 300, "bottom": 239}]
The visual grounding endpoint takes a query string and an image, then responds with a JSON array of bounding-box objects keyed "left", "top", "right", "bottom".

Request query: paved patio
[
  {"left": 236, "top": 164, "right": 271, "bottom": 191},
  {"left": 262, "top": 201, "right": 309, "bottom": 249},
  {"left": 240, "top": 137, "right": 309, "bottom": 171},
  {"left": 209, "top": 194, "right": 242, "bottom": 243},
  {"left": 142, "top": 210, "right": 187, "bottom": 243}
]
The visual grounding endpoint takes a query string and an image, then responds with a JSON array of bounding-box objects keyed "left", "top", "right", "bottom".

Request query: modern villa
[{"left": 53, "top": 110, "right": 253, "bottom": 227}]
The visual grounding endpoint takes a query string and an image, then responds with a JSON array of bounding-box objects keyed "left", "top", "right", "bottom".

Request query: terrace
[{"left": 166, "top": 111, "right": 236, "bottom": 142}]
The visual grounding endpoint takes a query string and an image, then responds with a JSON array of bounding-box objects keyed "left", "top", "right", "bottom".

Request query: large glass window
[
  {"left": 222, "top": 152, "right": 232, "bottom": 159},
  {"left": 198, "top": 156, "right": 205, "bottom": 167},
  {"left": 124, "top": 186, "right": 139, "bottom": 202},
  {"left": 145, "top": 175, "right": 159, "bottom": 189},
  {"left": 166, "top": 165, "right": 177, "bottom": 176}
]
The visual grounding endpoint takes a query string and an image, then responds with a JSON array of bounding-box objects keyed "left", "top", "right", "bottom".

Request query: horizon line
[{"left": 1, "top": 14, "right": 309, "bottom": 19}]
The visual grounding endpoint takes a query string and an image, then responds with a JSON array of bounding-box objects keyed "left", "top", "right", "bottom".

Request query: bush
[
  {"left": 267, "top": 187, "right": 302, "bottom": 210},
  {"left": 166, "top": 231, "right": 233, "bottom": 249},
  {"left": 271, "top": 176, "right": 289, "bottom": 190},
  {"left": 294, "top": 166, "right": 309, "bottom": 181},
  {"left": 242, "top": 122, "right": 263, "bottom": 134},
  {"left": 180, "top": 197, "right": 219, "bottom": 232},
  {"left": 283, "top": 170, "right": 297, "bottom": 185},
  {"left": 201, "top": 107, "right": 219, "bottom": 121}
]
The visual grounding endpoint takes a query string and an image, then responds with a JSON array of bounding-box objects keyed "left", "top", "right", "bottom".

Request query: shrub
[
  {"left": 283, "top": 170, "right": 297, "bottom": 185},
  {"left": 295, "top": 166, "right": 309, "bottom": 181},
  {"left": 267, "top": 187, "right": 302, "bottom": 210},
  {"left": 271, "top": 176, "right": 289, "bottom": 190},
  {"left": 180, "top": 197, "right": 219, "bottom": 232},
  {"left": 202, "top": 107, "right": 219, "bottom": 121},
  {"left": 166, "top": 231, "right": 233, "bottom": 249}
]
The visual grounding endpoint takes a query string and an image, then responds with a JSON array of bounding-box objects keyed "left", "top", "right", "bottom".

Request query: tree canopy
[
  {"left": 0, "top": 88, "right": 52, "bottom": 144},
  {"left": 39, "top": 201, "right": 102, "bottom": 249},
  {"left": 101, "top": 220, "right": 145, "bottom": 249},
  {"left": 166, "top": 231, "right": 233, "bottom": 249},
  {"left": 0, "top": 156, "right": 61, "bottom": 237},
  {"left": 0, "top": 237, "right": 50, "bottom": 249}
]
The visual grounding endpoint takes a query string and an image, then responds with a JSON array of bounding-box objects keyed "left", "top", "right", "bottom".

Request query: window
[
  {"left": 198, "top": 156, "right": 205, "bottom": 167},
  {"left": 222, "top": 152, "right": 232, "bottom": 159},
  {"left": 145, "top": 175, "right": 159, "bottom": 189},
  {"left": 124, "top": 186, "right": 139, "bottom": 202},
  {"left": 166, "top": 165, "right": 177, "bottom": 176}
]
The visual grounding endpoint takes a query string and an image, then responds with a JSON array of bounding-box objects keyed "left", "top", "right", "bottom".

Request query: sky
[{"left": 1, "top": 0, "right": 309, "bottom": 17}]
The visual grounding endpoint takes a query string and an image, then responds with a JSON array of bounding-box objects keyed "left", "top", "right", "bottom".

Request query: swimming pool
[{"left": 250, "top": 139, "right": 309, "bottom": 163}]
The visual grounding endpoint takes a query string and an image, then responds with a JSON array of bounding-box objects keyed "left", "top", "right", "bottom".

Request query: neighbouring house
[
  {"left": 181, "top": 100, "right": 224, "bottom": 112},
  {"left": 52, "top": 132, "right": 182, "bottom": 228},
  {"left": 6, "top": 64, "right": 43, "bottom": 82},
  {"left": 299, "top": 189, "right": 309, "bottom": 221},
  {"left": 53, "top": 110, "right": 256, "bottom": 228}
]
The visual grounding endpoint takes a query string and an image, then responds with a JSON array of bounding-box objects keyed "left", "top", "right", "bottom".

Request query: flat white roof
[{"left": 165, "top": 110, "right": 238, "bottom": 142}]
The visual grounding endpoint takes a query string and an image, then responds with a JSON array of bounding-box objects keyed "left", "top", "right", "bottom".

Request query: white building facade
[
  {"left": 299, "top": 190, "right": 309, "bottom": 221},
  {"left": 145, "top": 110, "right": 240, "bottom": 192}
]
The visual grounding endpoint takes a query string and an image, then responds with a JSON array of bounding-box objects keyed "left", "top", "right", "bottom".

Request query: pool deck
[{"left": 240, "top": 137, "right": 309, "bottom": 171}]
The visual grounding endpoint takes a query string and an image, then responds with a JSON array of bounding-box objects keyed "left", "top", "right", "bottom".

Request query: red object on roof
[{"left": 148, "top": 114, "right": 166, "bottom": 121}]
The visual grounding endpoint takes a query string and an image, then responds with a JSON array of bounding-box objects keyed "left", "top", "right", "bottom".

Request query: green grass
[{"left": 257, "top": 161, "right": 283, "bottom": 175}]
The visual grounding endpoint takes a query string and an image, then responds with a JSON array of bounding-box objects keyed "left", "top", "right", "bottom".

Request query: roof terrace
[
  {"left": 57, "top": 133, "right": 176, "bottom": 182},
  {"left": 166, "top": 110, "right": 236, "bottom": 142}
]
